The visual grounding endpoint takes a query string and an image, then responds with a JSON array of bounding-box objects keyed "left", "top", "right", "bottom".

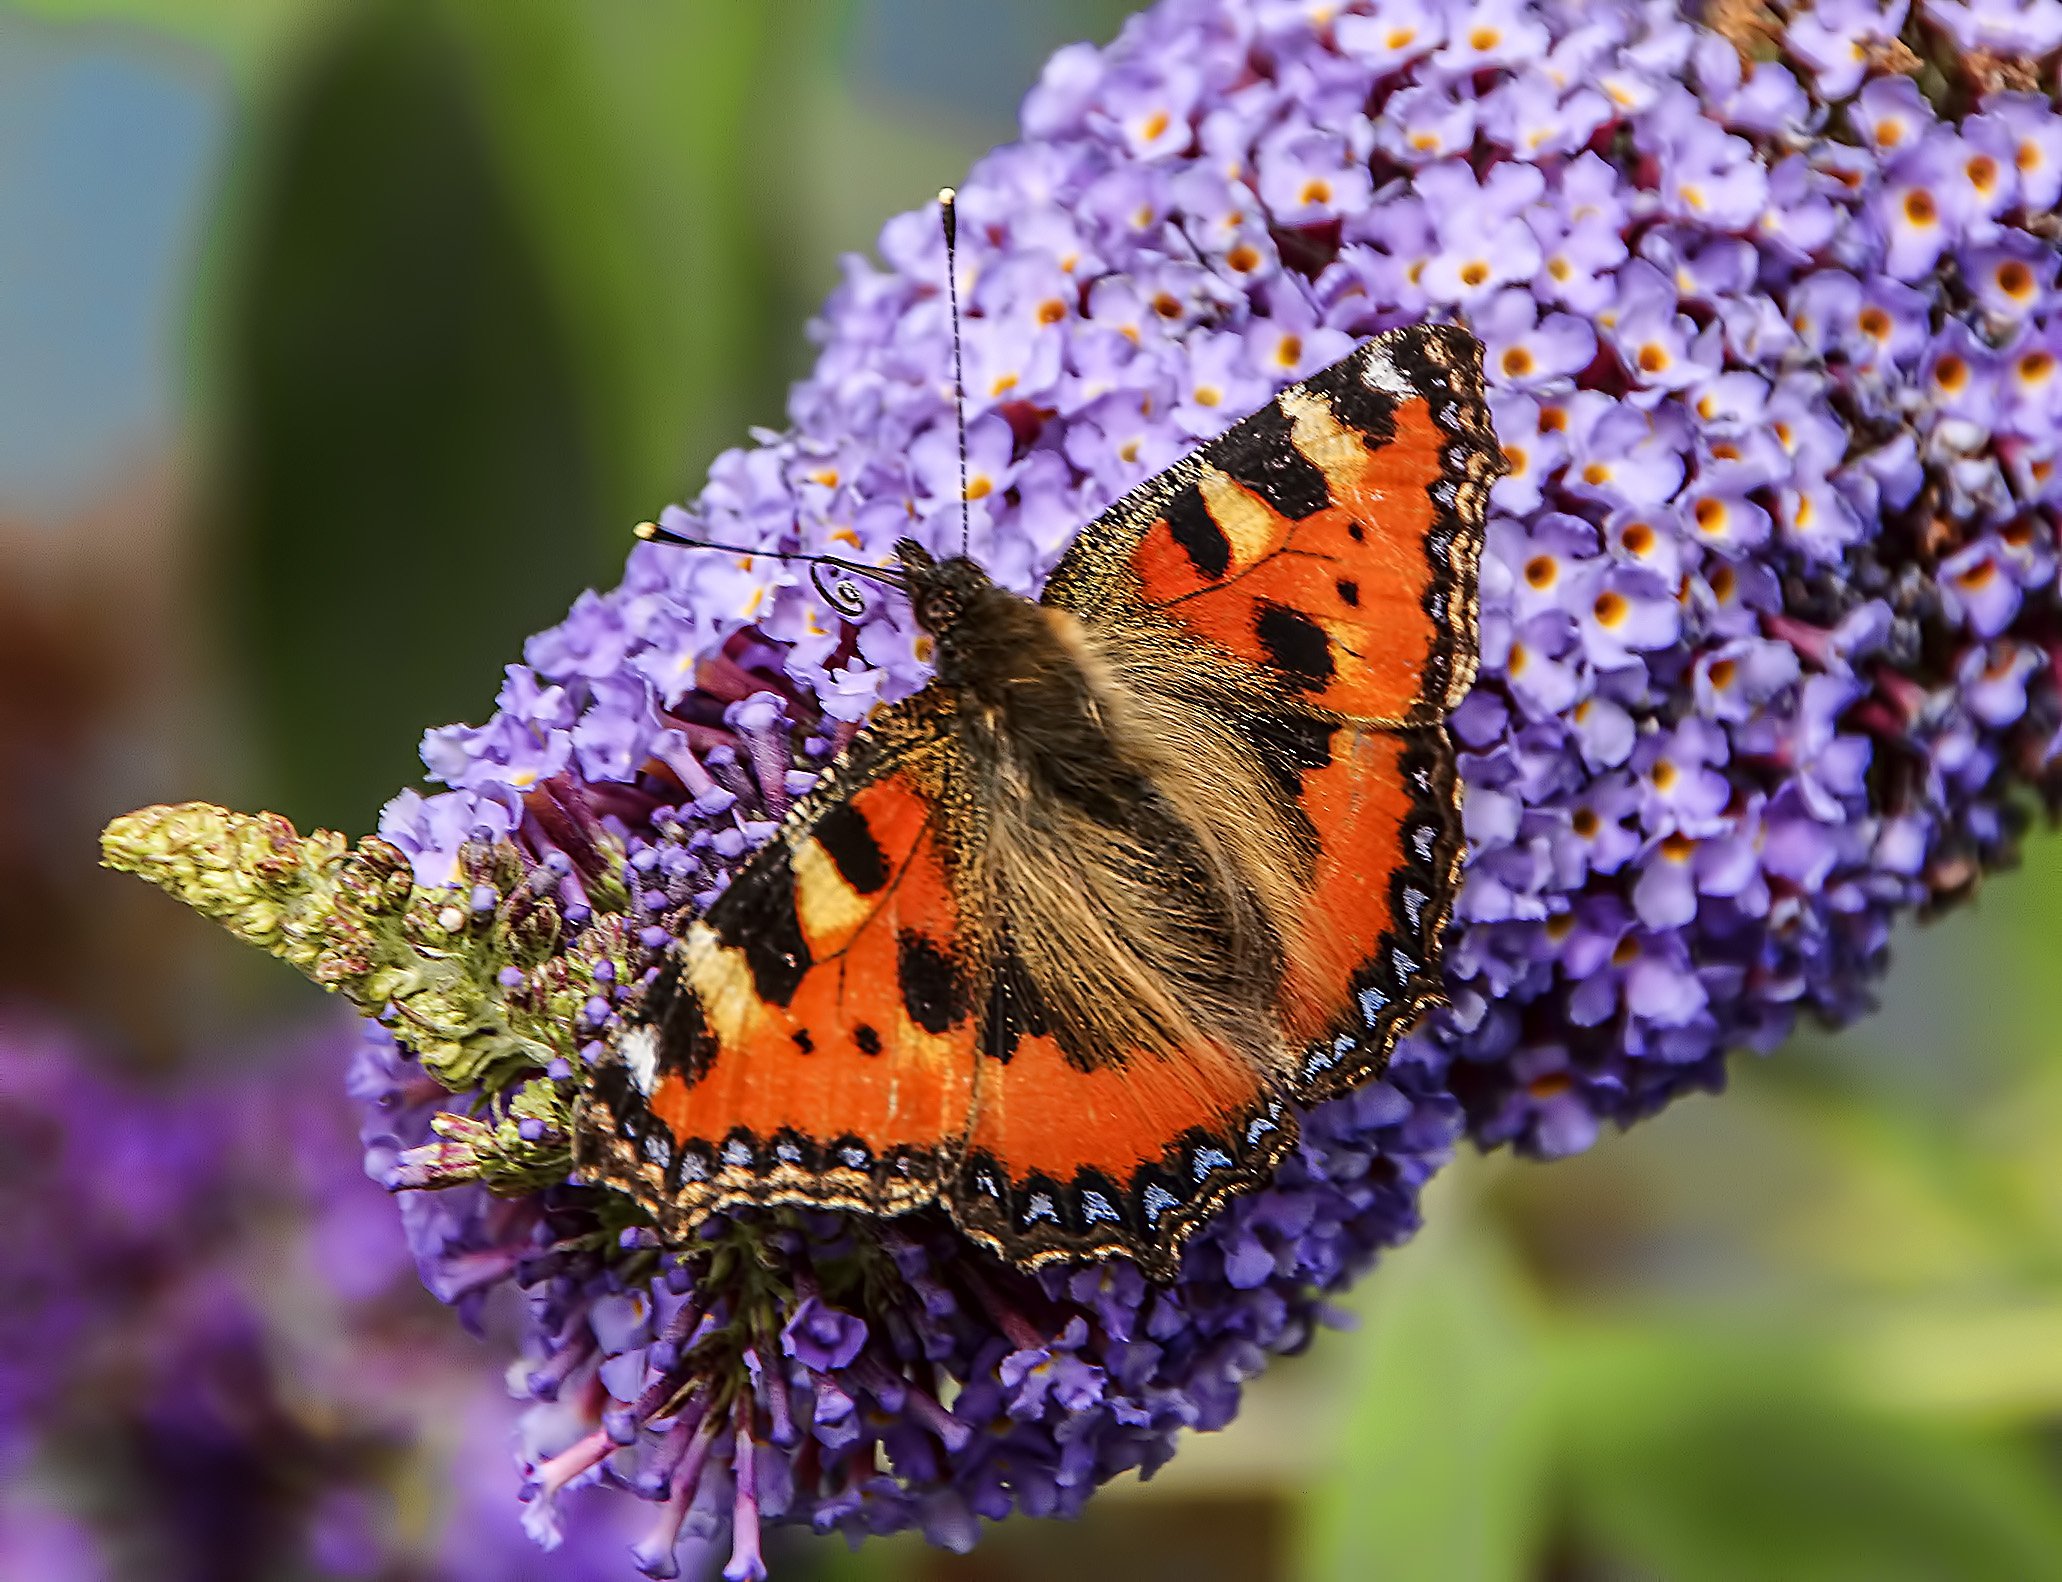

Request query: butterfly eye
[{"left": 916, "top": 590, "right": 959, "bottom": 631}]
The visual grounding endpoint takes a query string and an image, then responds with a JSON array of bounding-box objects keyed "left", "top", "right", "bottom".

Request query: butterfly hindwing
[
  {"left": 1278, "top": 723, "right": 1464, "bottom": 1102},
  {"left": 576, "top": 701, "right": 982, "bottom": 1227},
  {"left": 949, "top": 953, "right": 1295, "bottom": 1276},
  {"left": 937, "top": 721, "right": 1464, "bottom": 1274}
]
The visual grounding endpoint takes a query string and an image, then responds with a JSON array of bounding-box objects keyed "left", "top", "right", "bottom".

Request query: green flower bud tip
[{"left": 100, "top": 803, "right": 647, "bottom": 1115}]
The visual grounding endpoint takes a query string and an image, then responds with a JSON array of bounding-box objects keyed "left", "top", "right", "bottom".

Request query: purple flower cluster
[{"left": 356, "top": 0, "right": 2062, "bottom": 1572}]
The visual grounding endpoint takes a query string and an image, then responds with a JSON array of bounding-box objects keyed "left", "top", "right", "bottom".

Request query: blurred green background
[{"left": 7, "top": 2, "right": 2062, "bottom": 1577}]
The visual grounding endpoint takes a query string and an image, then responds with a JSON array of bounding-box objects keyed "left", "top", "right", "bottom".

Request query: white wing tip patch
[
  {"left": 1358, "top": 339, "right": 1414, "bottom": 398},
  {"left": 620, "top": 1024, "right": 660, "bottom": 1097}
]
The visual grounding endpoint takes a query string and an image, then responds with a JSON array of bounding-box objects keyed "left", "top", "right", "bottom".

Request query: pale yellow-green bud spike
[
  {"left": 100, "top": 802, "right": 362, "bottom": 974},
  {"left": 98, "top": 800, "right": 637, "bottom": 1107}
]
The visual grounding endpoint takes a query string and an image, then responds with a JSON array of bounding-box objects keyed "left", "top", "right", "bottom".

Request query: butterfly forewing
[
  {"left": 1042, "top": 325, "right": 1495, "bottom": 728},
  {"left": 577, "top": 704, "right": 981, "bottom": 1225}
]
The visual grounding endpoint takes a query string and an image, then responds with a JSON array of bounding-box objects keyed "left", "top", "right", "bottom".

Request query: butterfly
[{"left": 574, "top": 324, "right": 1503, "bottom": 1278}]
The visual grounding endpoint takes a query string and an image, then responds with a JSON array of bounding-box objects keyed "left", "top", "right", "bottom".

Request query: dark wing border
[
  {"left": 948, "top": 1084, "right": 1300, "bottom": 1283},
  {"left": 1286, "top": 724, "right": 1465, "bottom": 1106}
]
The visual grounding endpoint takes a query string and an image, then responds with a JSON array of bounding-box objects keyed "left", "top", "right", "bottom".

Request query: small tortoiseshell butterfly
[{"left": 575, "top": 321, "right": 1502, "bottom": 1278}]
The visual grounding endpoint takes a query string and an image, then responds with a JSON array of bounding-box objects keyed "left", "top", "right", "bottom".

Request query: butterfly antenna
[
  {"left": 633, "top": 520, "right": 907, "bottom": 619},
  {"left": 940, "top": 187, "right": 970, "bottom": 560}
]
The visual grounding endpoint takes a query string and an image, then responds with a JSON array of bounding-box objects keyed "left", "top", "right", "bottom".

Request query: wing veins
[
  {"left": 1148, "top": 526, "right": 1341, "bottom": 611},
  {"left": 819, "top": 803, "right": 945, "bottom": 1021}
]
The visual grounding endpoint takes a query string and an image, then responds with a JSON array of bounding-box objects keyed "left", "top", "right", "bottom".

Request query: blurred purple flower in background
[
  {"left": 0, "top": 1017, "right": 642, "bottom": 1579},
  {"left": 101, "top": 0, "right": 2062, "bottom": 1573}
]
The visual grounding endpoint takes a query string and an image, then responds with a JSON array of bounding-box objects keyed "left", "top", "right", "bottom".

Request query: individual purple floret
[{"left": 329, "top": 0, "right": 2062, "bottom": 1571}]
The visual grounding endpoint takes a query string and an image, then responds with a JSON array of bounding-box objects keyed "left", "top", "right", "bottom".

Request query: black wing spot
[
  {"left": 637, "top": 965, "right": 719, "bottom": 1089},
  {"left": 1346, "top": 520, "right": 1366, "bottom": 542},
  {"left": 896, "top": 929, "right": 968, "bottom": 1034},
  {"left": 1164, "top": 483, "right": 1231, "bottom": 581},
  {"left": 1256, "top": 602, "right": 1335, "bottom": 689},
  {"left": 813, "top": 800, "right": 889, "bottom": 894},
  {"left": 594, "top": 1061, "right": 636, "bottom": 1126},
  {"left": 1307, "top": 355, "right": 1400, "bottom": 447},
  {"left": 1237, "top": 713, "right": 1336, "bottom": 795},
  {"left": 1213, "top": 399, "right": 1330, "bottom": 517},
  {"left": 853, "top": 1023, "right": 883, "bottom": 1056},
  {"left": 1335, "top": 577, "right": 1361, "bottom": 607},
  {"left": 792, "top": 1028, "right": 815, "bottom": 1054},
  {"left": 982, "top": 942, "right": 1050, "bottom": 1063},
  {"left": 708, "top": 845, "right": 812, "bottom": 1006}
]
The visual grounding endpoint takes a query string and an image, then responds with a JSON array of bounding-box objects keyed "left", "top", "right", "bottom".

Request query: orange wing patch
[
  {"left": 1276, "top": 726, "right": 1418, "bottom": 1041},
  {"left": 578, "top": 728, "right": 981, "bottom": 1226},
  {"left": 1133, "top": 394, "right": 1448, "bottom": 722}
]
